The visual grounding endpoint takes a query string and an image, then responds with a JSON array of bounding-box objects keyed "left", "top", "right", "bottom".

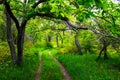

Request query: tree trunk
[
  {"left": 74, "top": 31, "right": 82, "bottom": 54},
  {"left": 48, "top": 35, "right": 51, "bottom": 42},
  {"left": 96, "top": 45, "right": 104, "bottom": 61},
  {"left": 96, "top": 42, "right": 109, "bottom": 61},
  {"left": 63, "top": 30, "right": 65, "bottom": 36},
  {"left": 61, "top": 38, "right": 63, "bottom": 45},
  {"left": 16, "top": 19, "right": 27, "bottom": 65},
  {"left": 6, "top": 11, "right": 17, "bottom": 64},
  {"left": 58, "top": 33, "right": 64, "bottom": 45},
  {"left": 56, "top": 34, "right": 59, "bottom": 47},
  {"left": 104, "top": 44, "right": 108, "bottom": 60}
]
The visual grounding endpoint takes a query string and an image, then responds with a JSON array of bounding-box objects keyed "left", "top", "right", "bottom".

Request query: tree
[
  {"left": 0, "top": 0, "right": 49, "bottom": 65},
  {"left": 6, "top": 11, "right": 17, "bottom": 64}
]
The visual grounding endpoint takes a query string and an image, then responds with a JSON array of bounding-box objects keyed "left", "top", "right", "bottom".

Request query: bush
[
  {"left": 0, "top": 42, "right": 10, "bottom": 64},
  {"left": 57, "top": 45, "right": 77, "bottom": 54}
]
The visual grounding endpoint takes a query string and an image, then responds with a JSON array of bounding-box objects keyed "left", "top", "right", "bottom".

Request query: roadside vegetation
[
  {"left": 0, "top": 43, "right": 40, "bottom": 80},
  {"left": 55, "top": 52, "right": 120, "bottom": 80}
]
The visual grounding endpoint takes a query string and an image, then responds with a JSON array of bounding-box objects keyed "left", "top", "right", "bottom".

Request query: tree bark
[
  {"left": 48, "top": 35, "right": 51, "bottom": 42},
  {"left": 104, "top": 44, "right": 108, "bottom": 60},
  {"left": 58, "top": 33, "right": 64, "bottom": 45},
  {"left": 74, "top": 31, "right": 82, "bottom": 54},
  {"left": 16, "top": 19, "right": 27, "bottom": 65},
  {"left": 56, "top": 33, "right": 59, "bottom": 47},
  {"left": 96, "top": 41, "right": 109, "bottom": 61},
  {"left": 6, "top": 11, "right": 17, "bottom": 64},
  {"left": 96, "top": 45, "right": 104, "bottom": 61}
]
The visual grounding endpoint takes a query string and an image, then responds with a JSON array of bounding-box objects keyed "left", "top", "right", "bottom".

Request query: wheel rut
[
  {"left": 34, "top": 53, "right": 42, "bottom": 80},
  {"left": 49, "top": 52, "right": 71, "bottom": 80}
]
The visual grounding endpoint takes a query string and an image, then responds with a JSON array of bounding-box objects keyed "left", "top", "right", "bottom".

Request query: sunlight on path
[
  {"left": 49, "top": 52, "right": 71, "bottom": 80},
  {"left": 34, "top": 52, "right": 42, "bottom": 80}
]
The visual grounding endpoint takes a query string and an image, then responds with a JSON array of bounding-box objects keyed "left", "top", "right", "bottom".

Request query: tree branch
[
  {"left": 36, "top": 12, "right": 56, "bottom": 18},
  {"left": 32, "top": 0, "right": 47, "bottom": 8},
  {"left": 0, "top": 1, "right": 3, "bottom": 4},
  {"left": 51, "top": 28, "right": 73, "bottom": 31},
  {"left": 64, "top": 20, "right": 89, "bottom": 30},
  {"left": 3, "top": 1, "right": 20, "bottom": 30},
  {"left": 61, "top": 17, "right": 89, "bottom": 30},
  {"left": 36, "top": 13, "right": 89, "bottom": 30},
  {"left": 96, "top": 16, "right": 112, "bottom": 24}
]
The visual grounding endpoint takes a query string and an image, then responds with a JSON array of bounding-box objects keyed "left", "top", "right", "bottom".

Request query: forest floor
[{"left": 0, "top": 47, "right": 120, "bottom": 80}]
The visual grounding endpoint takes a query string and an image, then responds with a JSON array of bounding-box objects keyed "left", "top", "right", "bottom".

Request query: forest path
[
  {"left": 48, "top": 52, "right": 71, "bottom": 80},
  {"left": 34, "top": 52, "right": 42, "bottom": 80}
]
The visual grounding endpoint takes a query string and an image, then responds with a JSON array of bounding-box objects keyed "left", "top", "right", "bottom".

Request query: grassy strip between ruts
[
  {"left": 39, "top": 50, "right": 64, "bottom": 80},
  {"left": 54, "top": 52, "right": 120, "bottom": 80},
  {"left": 0, "top": 47, "right": 40, "bottom": 80}
]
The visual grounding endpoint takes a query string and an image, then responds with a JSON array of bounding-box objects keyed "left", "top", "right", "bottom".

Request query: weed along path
[
  {"left": 34, "top": 52, "right": 42, "bottom": 80},
  {"left": 49, "top": 52, "right": 71, "bottom": 80}
]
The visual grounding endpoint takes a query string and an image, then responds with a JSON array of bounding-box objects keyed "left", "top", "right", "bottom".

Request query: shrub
[{"left": 0, "top": 42, "right": 10, "bottom": 64}]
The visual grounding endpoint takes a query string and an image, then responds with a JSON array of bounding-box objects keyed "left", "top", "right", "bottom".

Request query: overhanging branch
[
  {"left": 36, "top": 13, "right": 89, "bottom": 30},
  {"left": 64, "top": 20, "right": 89, "bottom": 30},
  {"left": 36, "top": 12, "right": 56, "bottom": 18}
]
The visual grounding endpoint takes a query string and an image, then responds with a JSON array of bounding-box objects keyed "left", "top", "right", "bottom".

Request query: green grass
[
  {"left": 39, "top": 50, "right": 64, "bottom": 80},
  {"left": 54, "top": 53, "right": 120, "bottom": 80},
  {"left": 0, "top": 47, "right": 40, "bottom": 80},
  {"left": 1, "top": 46, "right": 120, "bottom": 80}
]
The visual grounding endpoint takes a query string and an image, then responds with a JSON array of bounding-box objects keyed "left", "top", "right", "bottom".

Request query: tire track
[
  {"left": 49, "top": 52, "right": 70, "bottom": 80},
  {"left": 34, "top": 52, "right": 42, "bottom": 80}
]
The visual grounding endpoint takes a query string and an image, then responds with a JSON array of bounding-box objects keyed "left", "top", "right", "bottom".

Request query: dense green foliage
[{"left": 0, "top": 0, "right": 120, "bottom": 80}]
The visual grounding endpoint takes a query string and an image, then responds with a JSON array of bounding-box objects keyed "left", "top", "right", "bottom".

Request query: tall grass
[
  {"left": 55, "top": 53, "right": 120, "bottom": 80},
  {"left": 0, "top": 46, "right": 40, "bottom": 80}
]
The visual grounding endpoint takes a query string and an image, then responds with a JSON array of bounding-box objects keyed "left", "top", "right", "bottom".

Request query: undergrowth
[
  {"left": 0, "top": 46, "right": 40, "bottom": 80},
  {"left": 54, "top": 50, "right": 120, "bottom": 80}
]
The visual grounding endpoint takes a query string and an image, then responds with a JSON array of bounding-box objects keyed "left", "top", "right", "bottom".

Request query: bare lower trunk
[
  {"left": 17, "top": 31, "right": 24, "bottom": 65},
  {"left": 61, "top": 38, "right": 63, "bottom": 45},
  {"left": 96, "top": 43, "right": 108, "bottom": 61},
  {"left": 6, "top": 11, "right": 17, "bottom": 64},
  {"left": 104, "top": 45, "right": 108, "bottom": 60},
  {"left": 58, "top": 33, "right": 64, "bottom": 45},
  {"left": 96, "top": 46, "right": 104, "bottom": 61},
  {"left": 75, "top": 31, "right": 82, "bottom": 54},
  {"left": 16, "top": 19, "right": 27, "bottom": 65},
  {"left": 63, "top": 31, "right": 65, "bottom": 36},
  {"left": 56, "top": 34, "right": 59, "bottom": 47},
  {"left": 48, "top": 35, "right": 51, "bottom": 42}
]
